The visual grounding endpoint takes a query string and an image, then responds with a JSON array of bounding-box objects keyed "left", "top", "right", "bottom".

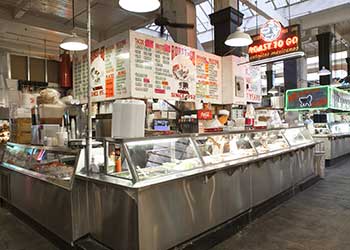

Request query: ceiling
[{"left": 0, "top": 0, "right": 348, "bottom": 59}]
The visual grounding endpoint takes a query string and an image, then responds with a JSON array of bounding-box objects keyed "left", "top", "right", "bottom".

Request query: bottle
[{"left": 115, "top": 147, "right": 122, "bottom": 173}]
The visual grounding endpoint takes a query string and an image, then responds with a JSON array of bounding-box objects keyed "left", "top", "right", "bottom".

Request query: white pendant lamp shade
[
  {"left": 60, "top": 34, "right": 88, "bottom": 51},
  {"left": 319, "top": 66, "right": 331, "bottom": 76},
  {"left": 119, "top": 0, "right": 160, "bottom": 13},
  {"left": 225, "top": 27, "right": 253, "bottom": 47}
]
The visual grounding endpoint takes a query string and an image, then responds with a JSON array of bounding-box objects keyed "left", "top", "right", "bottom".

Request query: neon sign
[{"left": 248, "top": 24, "right": 301, "bottom": 62}]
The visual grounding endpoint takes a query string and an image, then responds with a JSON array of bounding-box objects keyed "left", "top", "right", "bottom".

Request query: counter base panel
[
  {"left": 170, "top": 174, "right": 321, "bottom": 250},
  {"left": 0, "top": 168, "right": 89, "bottom": 244},
  {"left": 314, "top": 136, "right": 350, "bottom": 161}
]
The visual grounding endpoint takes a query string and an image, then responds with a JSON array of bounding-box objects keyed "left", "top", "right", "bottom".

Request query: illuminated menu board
[{"left": 248, "top": 23, "right": 301, "bottom": 62}]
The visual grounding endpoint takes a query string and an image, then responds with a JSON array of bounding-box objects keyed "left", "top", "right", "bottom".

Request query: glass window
[
  {"left": 10, "top": 55, "right": 27, "bottom": 80},
  {"left": 105, "top": 142, "right": 133, "bottom": 180}
]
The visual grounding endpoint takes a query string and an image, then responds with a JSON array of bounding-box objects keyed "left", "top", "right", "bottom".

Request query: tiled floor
[
  {"left": 0, "top": 206, "right": 58, "bottom": 250},
  {"left": 211, "top": 157, "right": 350, "bottom": 250},
  {"left": 1, "top": 157, "right": 350, "bottom": 250}
]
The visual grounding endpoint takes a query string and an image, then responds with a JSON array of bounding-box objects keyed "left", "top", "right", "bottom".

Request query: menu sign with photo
[
  {"left": 73, "top": 31, "right": 223, "bottom": 103},
  {"left": 129, "top": 31, "right": 222, "bottom": 103},
  {"left": 245, "top": 66, "right": 262, "bottom": 103},
  {"left": 90, "top": 47, "right": 106, "bottom": 101}
]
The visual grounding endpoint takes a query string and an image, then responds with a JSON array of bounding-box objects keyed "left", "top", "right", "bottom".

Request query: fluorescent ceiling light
[
  {"left": 225, "top": 27, "right": 253, "bottom": 47},
  {"left": 119, "top": 0, "right": 160, "bottom": 13},
  {"left": 319, "top": 66, "right": 331, "bottom": 76},
  {"left": 60, "top": 33, "right": 87, "bottom": 51}
]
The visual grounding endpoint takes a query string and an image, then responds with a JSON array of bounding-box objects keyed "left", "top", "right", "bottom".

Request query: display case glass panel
[
  {"left": 125, "top": 137, "right": 202, "bottom": 181},
  {"left": 1, "top": 143, "right": 78, "bottom": 188},
  {"left": 329, "top": 123, "right": 350, "bottom": 134},
  {"left": 249, "top": 130, "right": 289, "bottom": 154},
  {"left": 194, "top": 133, "right": 257, "bottom": 164},
  {"left": 283, "top": 127, "right": 313, "bottom": 146}
]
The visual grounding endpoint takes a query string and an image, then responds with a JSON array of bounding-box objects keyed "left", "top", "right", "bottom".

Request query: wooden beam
[{"left": 13, "top": 0, "right": 31, "bottom": 19}]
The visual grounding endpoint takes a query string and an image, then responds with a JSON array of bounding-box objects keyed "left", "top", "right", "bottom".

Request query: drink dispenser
[{"left": 112, "top": 100, "right": 146, "bottom": 138}]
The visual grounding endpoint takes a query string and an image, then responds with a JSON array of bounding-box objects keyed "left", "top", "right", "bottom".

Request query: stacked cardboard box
[{"left": 11, "top": 118, "right": 32, "bottom": 144}]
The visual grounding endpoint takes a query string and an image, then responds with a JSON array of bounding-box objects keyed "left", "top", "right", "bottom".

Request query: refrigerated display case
[
  {"left": 313, "top": 122, "right": 350, "bottom": 161},
  {"left": 77, "top": 126, "right": 317, "bottom": 250},
  {"left": 0, "top": 143, "right": 89, "bottom": 244}
]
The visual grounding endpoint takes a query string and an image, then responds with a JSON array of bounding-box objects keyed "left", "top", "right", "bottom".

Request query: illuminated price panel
[{"left": 248, "top": 22, "right": 301, "bottom": 62}]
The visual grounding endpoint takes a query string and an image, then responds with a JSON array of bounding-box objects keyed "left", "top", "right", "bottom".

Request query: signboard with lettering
[
  {"left": 285, "top": 86, "right": 329, "bottom": 111},
  {"left": 329, "top": 87, "right": 350, "bottom": 111},
  {"left": 248, "top": 23, "right": 301, "bottom": 62}
]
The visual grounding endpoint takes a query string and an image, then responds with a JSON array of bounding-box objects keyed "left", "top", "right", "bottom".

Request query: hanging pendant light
[
  {"left": 59, "top": 0, "right": 87, "bottom": 51},
  {"left": 225, "top": 0, "right": 253, "bottom": 47},
  {"left": 119, "top": 0, "right": 160, "bottom": 13},
  {"left": 225, "top": 27, "right": 253, "bottom": 47},
  {"left": 319, "top": 66, "right": 331, "bottom": 76},
  {"left": 60, "top": 33, "right": 88, "bottom": 51}
]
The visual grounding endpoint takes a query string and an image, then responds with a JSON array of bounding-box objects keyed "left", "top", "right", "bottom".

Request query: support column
[
  {"left": 284, "top": 59, "right": 298, "bottom": 91},
  {"left": 317, "top": 32, "right": 332, "bottom": 85},
  {"left": 346, "top": 57, "right": 350, "bottom": 76},
  {"left": 163, "top": 0, "right": 197, "bottom": 48},
  {"left": 209, "top": 0, "right": 243, "bottom": 56},
  {"left": 266, "top": 63, "right": 274, "bottom": 92},
  {"left": 297, "top": 57, "right": 308, "bottom": 88}
]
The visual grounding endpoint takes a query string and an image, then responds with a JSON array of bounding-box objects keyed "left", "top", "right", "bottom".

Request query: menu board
[
  {"left": 329, "top": 87, "right": 350, "bottom": 111},
  {"left": 129, "top": 36, "right": 155, "bottom": 98},
  {"left": 129, "top": 31, "right": 222, "bottom": 103},
  {"left": 72, "top": 34, "right": 130, "bottom": 102},
  {"left": 115, "top": 40, "right": 129, "bottom": 97},
  {"left": 195, "top": 51, "right": 221, "bottom": 102},
  {"left": 73, "top": 53, "right": 88, "bottom": 102},
  {"left": 73, "top": 31, "right": 223, "bottom": 103}
]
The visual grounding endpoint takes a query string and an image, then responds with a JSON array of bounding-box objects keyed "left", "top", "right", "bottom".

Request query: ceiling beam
[
  {"left": 240, "top": 0, "right": 289, "bottom": 27},
  {"left": 13, "top": 0, "right": 31, "bottom": 19}
]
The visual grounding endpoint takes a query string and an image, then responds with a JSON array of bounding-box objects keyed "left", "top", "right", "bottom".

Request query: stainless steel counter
[
  {"left": 313, "top": 134, "right": 350, "bottom": 160},
  {"left": 76, "top": 143, "right": 316, "bottom": 250}
]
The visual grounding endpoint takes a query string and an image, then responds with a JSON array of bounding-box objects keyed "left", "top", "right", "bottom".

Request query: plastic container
[{"left": 112, "top": 100, "right": 146, "bottom": 138}]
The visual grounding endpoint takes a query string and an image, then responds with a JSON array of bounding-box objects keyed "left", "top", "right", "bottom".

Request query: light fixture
[
  {"left": 60, "top": 33, "right": 88, "bottom": 51},
  {"left": 119, "top": 0, "right": 160, "bottom": 13},
  {"left": 225, "top": 27, "right": 253, "bottom": 47},
  {"left": 59, "top": 0, "right": 87, "bottom": 51},
  {"left": 224, "top": 0, "right": 253, "bottom": 47},
  {"left": 319, "top": 66, "right": 331, "bottom": 76}
]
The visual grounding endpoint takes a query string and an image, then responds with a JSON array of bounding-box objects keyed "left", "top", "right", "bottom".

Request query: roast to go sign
[{"left": 248, "top": 24, "right": 301, "bottom": 62}]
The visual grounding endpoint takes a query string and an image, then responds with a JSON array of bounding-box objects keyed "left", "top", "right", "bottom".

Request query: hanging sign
[
  {"left": 248, "top": 23, "right": 301, "bottom": 62},
  {"left": 285, "top": 86, "right": 329, "bottom": 111}
]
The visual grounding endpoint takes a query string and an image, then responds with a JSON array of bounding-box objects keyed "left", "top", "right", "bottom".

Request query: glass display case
[
  {"left": 99, "top": 127, "right": 314, "bottom": 184},
  {"left": 283, "top": 127, "right": 314, "bottom": 146},
  {"left": 1, "top": 142, "right": 80, "bottom": 189}
]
